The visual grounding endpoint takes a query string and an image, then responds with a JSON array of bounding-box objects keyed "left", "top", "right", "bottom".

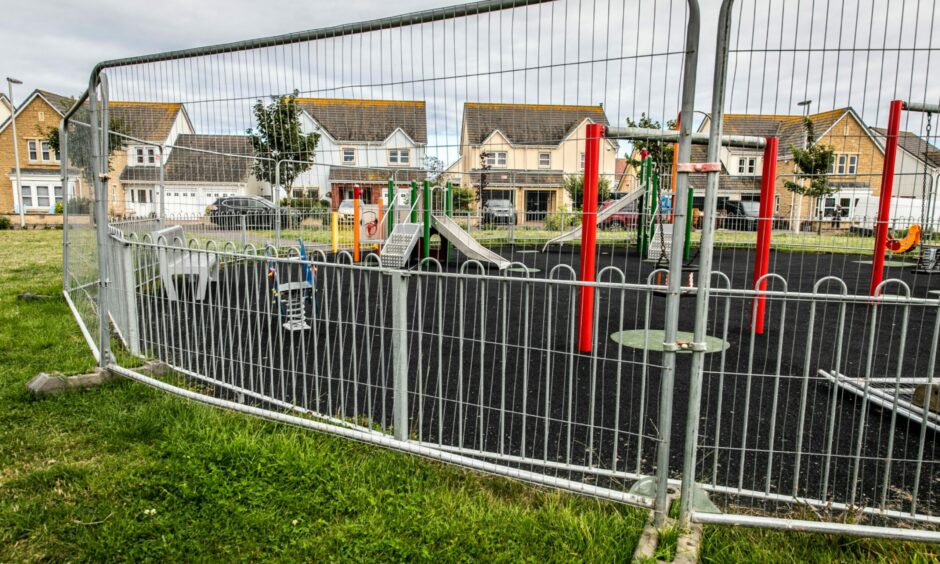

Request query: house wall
[
  {"left": 294, "top": 115, "right": 426, "bottom": 198},
  {"left": 0, "top": 95, "right": 62, "bottom": 215},
  {"left": 114, "top": 111, "right": 194, "bottom": 217},
  {"left": 453, "top": 119, "right": 618, "bottom": 214}
]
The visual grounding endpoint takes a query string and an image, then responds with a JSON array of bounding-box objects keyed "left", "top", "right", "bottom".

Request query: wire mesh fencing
[{"left": 57, "top": 0, "right": 940, "bottom": 543}]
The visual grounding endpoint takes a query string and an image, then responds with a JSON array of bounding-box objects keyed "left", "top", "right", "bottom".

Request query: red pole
[
  {"left": 870, "top": 100, "right": 904, "bottom": 296},
  {"left": 353, "top": 184, "right": 361, "bottom": 263},
  {"left": 752, "top": 137, "right": 778, "bottom": 335},
  {"left": 578, "top": 123, "right": 603, "bottom": 353}
]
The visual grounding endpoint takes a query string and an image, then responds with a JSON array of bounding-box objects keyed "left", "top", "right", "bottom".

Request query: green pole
[
  {"left": 648, "top": 166, "right": 659, "bottom": 258},
  {"left": 685, "top": 185, "right": 694, "bottom": 262},
  {"left": 387, "top": 178, "right": 395, "bottom": 233},
  {"left": 445, "top": 181, "right": 453, "bottom": 260},
  {"left": 422, "top": 180, "right": 431, "bottom": 258},
  {"left": 410, "top": 181, "right": 418, "bottom": 224}
]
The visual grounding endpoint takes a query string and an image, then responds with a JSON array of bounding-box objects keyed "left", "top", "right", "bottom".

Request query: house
[
  {"left": 0, "top": 94, "right": 12, "bottom": 123},
  {"left": 445, "top": 102, "right": 617, "bottom": 222},
  {"left": 870, "top": 127, "right": 940, "bottom": 199},
  {"left": 293, "top": 98, "right": 428, "bottom": 208},
  {"left": 0, "top": 89, "right": 81, "bottom": 224},
  {"left": 614, "top": 157, "right": 636, "bottom": 193},
  {"left": 697, "top": 108, "right": 887, "bottom": 225},
  {"left": 113, "top": 101, "right": 194, "bottom": 216},
  {"left": 123, "top": 134, "right": 262, "bottom": 218}
]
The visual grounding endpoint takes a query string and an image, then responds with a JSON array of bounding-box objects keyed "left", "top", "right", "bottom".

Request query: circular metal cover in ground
[{"left": 609, "top": 329, "right": 729, "bottom": 353}]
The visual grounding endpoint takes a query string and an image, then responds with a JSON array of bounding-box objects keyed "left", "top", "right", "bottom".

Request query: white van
[{"left": 848, "top": 195, "right": 925, "bottom": 235}]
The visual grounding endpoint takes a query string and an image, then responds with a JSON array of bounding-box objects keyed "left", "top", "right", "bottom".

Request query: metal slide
[
  {"left": 541, "top": 188, "right": 644, "bottom": 251},
  {"left": 431, "top": 215, "right": 511, "bottom": 270}
]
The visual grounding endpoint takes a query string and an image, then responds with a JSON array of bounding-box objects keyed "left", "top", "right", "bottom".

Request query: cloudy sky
[{"left": 3, "top": 0, "right": 936, "bottom": 164}]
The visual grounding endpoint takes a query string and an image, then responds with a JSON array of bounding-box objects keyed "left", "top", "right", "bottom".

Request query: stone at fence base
[
  {"left": 674, "top": 522, "right": 704, "bottom": 564},
  {"left": 912, "top": 384, "right": 940, "bottom": 414},
  {"left": 27, "top": 369, "right": 115, "bottom": 397}
]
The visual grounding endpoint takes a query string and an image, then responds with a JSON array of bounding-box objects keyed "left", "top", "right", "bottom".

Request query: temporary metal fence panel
[
  {"left": 58, "top": 0, "right": 940, "bottom": 542},
  {"left": 681, "top": 0, "right": 940, "bottom": 539}
]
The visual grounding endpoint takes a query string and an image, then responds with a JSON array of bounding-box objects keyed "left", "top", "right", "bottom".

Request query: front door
[{"left": 525, "top": 190, "right": 551, "bottom": 222}]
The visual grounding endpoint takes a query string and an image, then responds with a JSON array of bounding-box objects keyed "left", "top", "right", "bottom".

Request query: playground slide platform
[
  {"left": 431, "top": 215, "right": 511, "bottom": 270},
  {"left": 541, "top": 188, "right": 644, "bottom": 251}
]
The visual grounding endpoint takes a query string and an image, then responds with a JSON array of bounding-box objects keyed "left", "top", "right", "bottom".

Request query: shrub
[
  {"left": 54, "top": 202, "right": 63, "bottom": 214},
  {"left": 0, "top": 216, "right": 10, "bottom": 230},
  {"left": 544, "top": 207, "right": 580, "bottom": 231}
]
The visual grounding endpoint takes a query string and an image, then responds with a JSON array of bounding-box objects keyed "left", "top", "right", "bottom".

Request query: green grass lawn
[{"left": 0, "top": 229, "right": 938, "bottom": 561}]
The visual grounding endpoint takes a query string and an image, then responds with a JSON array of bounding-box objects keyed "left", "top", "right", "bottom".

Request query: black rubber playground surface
[{"left": 138, "top": 242, "right": 940, "bottom": 516}]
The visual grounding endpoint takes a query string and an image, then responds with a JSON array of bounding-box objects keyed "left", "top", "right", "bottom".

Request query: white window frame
[
  {"left": 738, "top": 156, "right": 757, "bottom": 175},
  {"left": 388, "top": 148, "right": 411, "bottom": 166},
  {"left": 485, "top": 151, "right": 507, "bottom": 168},
  {"left": 21, "top": 185, "right": 32, "bottom": 207},
  {"left": 836, "top": 154, "right": 847, "bottom": 175},
  {"left": 538, "top": 152, "right": 551, "bottom": 169},
  {"left": 27, "top": 140, "right": 38, "bottom": 162},
  {"left": 342, "top": 147, "right": 356, "bottom": 164},
  {"left": 847, "top": 154, "right": 858, "bottom": 175},
  {"left": 579, "top": 152, "right": 585, "bottom": 171}
]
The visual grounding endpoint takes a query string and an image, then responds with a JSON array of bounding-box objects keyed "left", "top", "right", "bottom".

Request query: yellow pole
[{"left": 331, "top": 211, "right": 338, "bottom": 254}]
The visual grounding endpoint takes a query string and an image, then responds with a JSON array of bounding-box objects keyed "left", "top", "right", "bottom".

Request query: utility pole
[{"left": 7, "top": 78, "right": 24, "bottom": 228}]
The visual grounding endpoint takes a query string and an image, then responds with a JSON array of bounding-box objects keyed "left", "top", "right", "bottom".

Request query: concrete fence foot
[{"left": 27, "top": 368, "right": 115, "bottom": 397}]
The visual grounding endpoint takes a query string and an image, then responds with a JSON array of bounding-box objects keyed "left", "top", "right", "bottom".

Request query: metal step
[{"left": 380, "top": 223, "right": 422, "bottom": 268}]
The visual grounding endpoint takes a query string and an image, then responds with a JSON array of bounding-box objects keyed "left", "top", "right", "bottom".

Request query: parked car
[
  {"left": 599, "top": 199, "right": 639, "bottom": 229},
  {"left": 337, "top": 199, "right": 356, "bottom": 224},
  {"left": 482, "top": 199, "right": 517, "bottom": 225},
  {"left": 718, "top": 200, "right": 788, "bottom": 231},
  {"left": 208, "top": 196, "right": 299, "bottom": 229}
]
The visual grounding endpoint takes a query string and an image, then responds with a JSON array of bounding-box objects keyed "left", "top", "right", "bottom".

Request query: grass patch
[
  {"left": 0, "top": 230, "right": 645, "bottom": 561},
  {"left": 1, "top": 229, "right": 939, "bottom": 560}
]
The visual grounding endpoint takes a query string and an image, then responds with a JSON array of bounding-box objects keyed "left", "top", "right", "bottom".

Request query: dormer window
[
  {"left": 737, "top": 156, "right": 757, "bottom": 175},
  {"left": 135, "top": 147, "right": 157, "bottom": 166},
  {"left": 388, "top": 149, "right": 410, "bottom": 166},
  {"left": 342, "top": 147, "right": 356, "bottom": 164},
  {"left": 485, "top": 151, "right": 507, "bottom": 167}
]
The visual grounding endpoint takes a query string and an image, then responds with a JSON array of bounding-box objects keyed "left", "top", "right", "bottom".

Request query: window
[
  {"left": 135, "top": 147, "right": 157, "bottom": 165},
  {"left": 485, "top": 151, "right": 507, "bottom": 167},
  {"left": 836, "top": 154, "right": 847, "bottom": 174},
  {"left": 539, "top": 152, "right": 551, "bottom": 168},
  {"left": 775, "top": 195, "right": 781, "bottom": 213},
  {"left": 36, "top": 186, "right": 50, "bottom": 207},
  {"left": 54, "top": 186, "right": 63, "bottom": 205},
  {"left": 41, "top": 141, "right": 51, "bottom": 162},
  {"left": 27, "top": 140, "right": 38, "bottom": 161},
  {"left": 579, "top": 152, "right": 585, "bottom": 170},
  {"left": 388, "top": 149, "right": 411, "bottom": 165},
  {"left": 37, "top": 111, "right": 45, "bottom": 122},
  {"left": 21, "top": 186, "right": 32, "bottom": 207},
  {"left": 847, "top": 155, "right": 858, "bottom": 175},
  {"left": 342, "top": 147, "right": 356, "bottom": 164},
  {"left": 737, "top": 157, "right": 757, "bottom": 175}
]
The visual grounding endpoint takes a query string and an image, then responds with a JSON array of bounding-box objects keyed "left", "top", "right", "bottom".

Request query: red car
[{"left": 598, "top": 199, "right": 640, "bottom": 229}]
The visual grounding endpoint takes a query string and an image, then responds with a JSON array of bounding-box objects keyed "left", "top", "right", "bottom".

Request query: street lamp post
[{"left": 7, "top": 77, "right": 24, "bottom": 228}]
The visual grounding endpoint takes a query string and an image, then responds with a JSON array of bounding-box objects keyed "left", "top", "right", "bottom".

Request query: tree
[
  {"left": 783, "top": 117, "right": 836, "bottom": 231},
  {"left": 43, "top": 97, "right": 129, "bottom": 185},
  {"left": 423, "top": 155, "right": 445, "bottom": 180},
  {"left": 247, "top": 91, "right": 320, "bottom": 199},
  {"left": 564, "top": 174, "right": 611, "bottom": 210},
  {"left": 625, "top": 113, "right": 679, "bottom": 173}
]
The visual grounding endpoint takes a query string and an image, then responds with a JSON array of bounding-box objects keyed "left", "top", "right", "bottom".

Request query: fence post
[
  {"left": 390, "top": 270, "right": 410, "bottom": 441},
  {"left": 60, "top": 119, "right": 70, "bottom": 292},
  {"left": 655, "top": 0, "right": 700, "bottom": 527},
  {"left": 679, "top": 0, "right": 730, "bottom": 528},
  {"left": 89, "top": 73, "right": 112, "bottom": 369}
]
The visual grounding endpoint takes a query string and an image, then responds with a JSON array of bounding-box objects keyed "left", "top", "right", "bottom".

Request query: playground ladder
[{"left": 380, "top": 223, "right": 422, "bottom": 268}]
